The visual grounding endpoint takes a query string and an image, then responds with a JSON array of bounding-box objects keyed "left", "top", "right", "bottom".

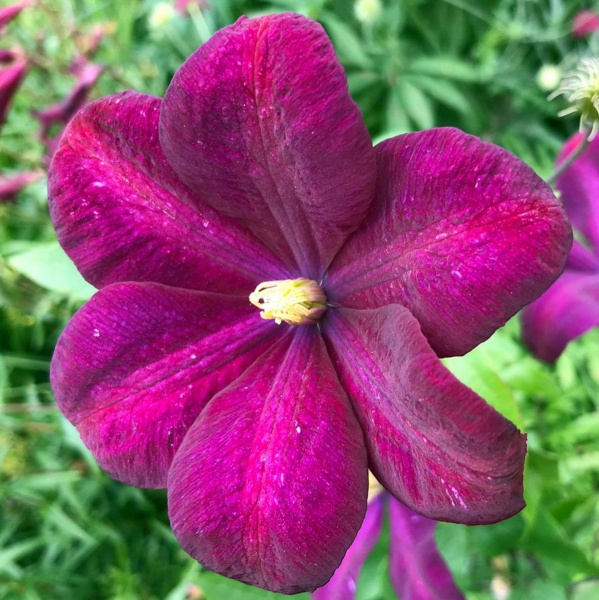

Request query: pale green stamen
[{"left": 249, "top": 278, "right": 326, "bottom": 326}]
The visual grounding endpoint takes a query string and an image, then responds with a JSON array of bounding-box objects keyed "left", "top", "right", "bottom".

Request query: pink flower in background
[
  {"left": 0, "top": 1, "right": 32, "bottom": 127},
  {"left": 0, "top": 0, "right": 33, "bottom": 32},
  {"left": 572, "top": 11, "right": 599, "bottom": 37},
  {"left": 33, "top": 61, "right": 103, "bottom": 163},
  {"left": 49, "top": 12, "right": 570, "bottom": 594},
  {"left": 313, "top": 484, "right": 464, "bottom": 600},
  {"left": 175, "top": 0, "right": 209, "bottom": 13},
  {"left": 523, "top": 133, "right": 599, "bottom": 362},
  {"left": 0, "top": 170, "right": 43, "bottom": 202},
  {"left": 0, "top": 55, "right": 27, "bottom": 127}
]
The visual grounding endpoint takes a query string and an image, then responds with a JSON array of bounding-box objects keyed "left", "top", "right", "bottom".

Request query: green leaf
[
  {"left": 321, "top": 15, "right": 372, "bottom": 69},
  {"left": 408, "top": 56, "right": 482, "bottom": 82},
  {"left": 398, "top": 79, "right": 435, "bottom": 130},
  {"left": 443, "top": 349, "right": 523, "bottom": 428},
  {"left": 571, "top": 580, "right": 599, "bottom": 600},
  {"left": 509, "top": 580, "right": 567, "bottom": 600},
  {"left": 467, "top": 515, "right": 525, "bottom": 557},
  {"left": 196, "top": 570, "right": 310, "bottom": 600},
  {"left": 408, "top": 74, "right": 473, "bottom": 114},
  {"left": 521, "top": 509, "right": 599, "bottom": 581},
  {"left": 6, "top": 241, "right": 96, "bottom": 301}
]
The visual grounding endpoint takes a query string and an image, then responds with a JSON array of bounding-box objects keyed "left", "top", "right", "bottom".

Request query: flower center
[{"left": 249, "top": 278, "right": 327, "bottom": 326}]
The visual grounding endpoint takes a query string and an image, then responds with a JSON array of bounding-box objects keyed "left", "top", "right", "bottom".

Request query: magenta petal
[
  {"left": 388, "top": 496, "right": 464, "bottom": 600},
  {"left": 49, "top": 91, "right": 287, "bottom": 292},
  {"left": 567, "top": 239, "right": 599, "bottom": 272},
  {"left": 557, "top": 133, "right": 599, "bottom": 252},
  {"left": 160, "top": 13, "right": 376, "bottom": 276},
  {"left": 50, "top": 282, "right": 277, "bottom": 488},
  {"left": 328, "top": 128, "right": 571, "bottom": 357},
  {"left": 521, "top": 271, "right": 599, "bottom": 362},
  {"left": 323, "top": 305, "right": 526, "bottom": 524},
  {"left": 167, "top": 330, "right": 368, "bottom": 594},
  {"left": 312, "top": 494, "right": 384, "bottom": 600}
]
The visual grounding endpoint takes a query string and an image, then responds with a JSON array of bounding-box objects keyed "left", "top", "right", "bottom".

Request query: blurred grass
[{"left": 2, "top": 0, "right": 599, "bottom": 598}]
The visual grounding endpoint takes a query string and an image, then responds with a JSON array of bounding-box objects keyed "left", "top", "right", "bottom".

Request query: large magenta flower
[
  {"left": 49, "top": 13, "right": 571, "bottom": 594},
  {"left": 523, "top": 133, "right": 599, "bottom": 362}
]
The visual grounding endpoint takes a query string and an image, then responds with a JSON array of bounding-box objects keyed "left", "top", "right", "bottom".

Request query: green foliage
[{"left": 2, "top": 0, "right": 599, "bottom": 598}]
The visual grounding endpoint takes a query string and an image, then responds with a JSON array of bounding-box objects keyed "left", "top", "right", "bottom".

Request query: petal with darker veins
[
  {"left": 323, "top": 304, "right": 526, "bottom": 525},
  {"left": 328, "top": 128, "right": 571, "bottom": 357},
  {"left": 168, "top": 329, "right": 368, "bottom": 594},
  {"left": 51, "top": 282, "right": 277, "bottom": 488},
  {"left": 49, "top": 91, "right": 287, "bottom": 293},
  {"left": 160, "top": 13, "right": 375, "bottom": 276}
]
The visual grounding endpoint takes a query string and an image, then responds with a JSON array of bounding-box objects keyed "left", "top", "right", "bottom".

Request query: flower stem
[{"left": 546, "top": 126, "right": 593, "bottom": 185}]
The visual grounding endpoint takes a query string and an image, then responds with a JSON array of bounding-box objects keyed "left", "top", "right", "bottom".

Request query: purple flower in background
[
  {"left": 0, "top": 170, "right": 43, "bottom": 202},
  {"left": 0, "top": 55, "right": 26, "bottom": 127},
  {"left": 49, "top": 13, "right": 570, "bottom": 594},
  {"left": 0, "top": 1, "right": 32, "bottom": 128},
  {"left": 33, "top": 61, "right": 103, "bottom": 163},
  {"left": 313, "top": 478, "right": 464, "bottom": 600},
  {"left": 572, "top": 11, "right": 599, "bottom": 37},
  {"left": 0, "top": 0, "right": 32, "bottom": 32},
  {"left": 175, "top": 0, "right": 209, "bottom": 13},
  {"left": 523, "top": 133, "right": 599, "bottom": 362}
]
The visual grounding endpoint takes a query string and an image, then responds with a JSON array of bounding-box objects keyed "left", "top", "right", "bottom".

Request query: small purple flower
[
  {"left": 0, "top": 1, "right": 32, "bottom": 32},
  {"left": 175, "top": 0, "right": 209, "bottom": 13},
  {"left": 313, "top": 480, "right": 464, "bottom": 600},
  {"left": 523, "top": 133, "right": 599, "bottom": 362},
  {"left": 49, "top": 13, "right": 571, "bottom": 594},
  {"left": 572, "top": 11, "right": 599, "bottom": 38},
  {"left": 0, "top": 56, "right": 26, "bottom": 127},
  {"left": 0, "top": 170, "right": 43, "bottom": 202},
  {"left": 33, "top": 61, "right": 103, "bottom": 162}
]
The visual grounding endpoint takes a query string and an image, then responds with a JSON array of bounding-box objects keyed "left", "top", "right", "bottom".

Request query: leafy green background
[{"left": 2, "top": 0, "right": 599, "bottom": 598}]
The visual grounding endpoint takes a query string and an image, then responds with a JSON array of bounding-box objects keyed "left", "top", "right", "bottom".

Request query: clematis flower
[
  {"left": 49, "top": 13, "right": 571, "bottom": 594},
  {"left": 523, "top": 133, "right": 599, "bottom": 362},
  {"left": 572, "top": 11, "right": 599, "bottom": 38},
  {"left": 312, "top": 476, "right": 464, "bottom": 600}
]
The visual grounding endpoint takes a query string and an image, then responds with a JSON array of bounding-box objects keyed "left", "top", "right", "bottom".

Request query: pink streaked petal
[
  {"left": 521, "top": 271, "right": 599, "bottom": 363},
  {"left": 328, "top": 128, "right": 571, "bottom": 358},
  {"left": 388, "top": 496, "right": 464, "bottom": 600},
  {"left": 50, "top": 282, "right": 277, "bottom": 488},
  {"left": 323, "top": 305, "right": 526, "bottom": 525},
  {"left": 49, "top": 91, "right": 287, "bottom": 293},
  {"left": 312, "top": 494, "right": 383, "bottom": 600},
  {"left": 167, "top": 330, "right": 368, "bottom": 594},
  {"left": 557, "top": 133, "right": 599, "bottom": 252},
  {"left": 160, "top": 13, "right": 376, "bottom": 276}
]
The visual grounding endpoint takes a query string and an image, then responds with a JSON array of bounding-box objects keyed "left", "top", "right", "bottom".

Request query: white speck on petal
[{"left": 93, "top": 328, "right": 100, "bottom": 337}]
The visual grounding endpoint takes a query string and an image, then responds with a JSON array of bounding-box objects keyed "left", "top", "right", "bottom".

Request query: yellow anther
[{"left": 249, "top": 278, "right": 327, "bottom": 326}]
